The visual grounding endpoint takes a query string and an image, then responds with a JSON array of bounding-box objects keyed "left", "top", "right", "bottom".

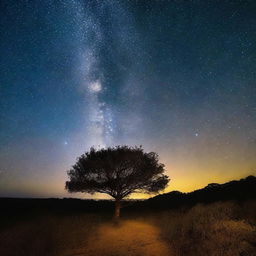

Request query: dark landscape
[{"left": 1, "top": 176, "right": 256, "bottom": 256}]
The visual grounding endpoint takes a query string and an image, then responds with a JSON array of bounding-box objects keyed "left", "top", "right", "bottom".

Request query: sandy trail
[{"left": 66, "top": 220, "right": 171, "bottom": 256}]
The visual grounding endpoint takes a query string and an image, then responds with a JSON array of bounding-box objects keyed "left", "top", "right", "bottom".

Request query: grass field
[{"left": 0, "top": 200, "right": 255, "bottom": 256}]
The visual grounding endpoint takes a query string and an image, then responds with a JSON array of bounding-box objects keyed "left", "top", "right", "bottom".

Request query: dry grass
[
  {"left": 0, "top": 213, "right": 105, "bottom": 256},
  {"left": 151, "top": 201, "right": 256, "bottom": 256}
]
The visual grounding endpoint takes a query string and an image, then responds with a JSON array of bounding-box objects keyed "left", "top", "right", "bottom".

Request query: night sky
[{"left": 0, "top": 0, "right": 256, "bottom": 198}]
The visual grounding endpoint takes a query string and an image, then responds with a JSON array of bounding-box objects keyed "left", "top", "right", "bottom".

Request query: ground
[
  {"left": 63, "top": 220, "right": 171, "bottom": 256},
  {"left": 1, "top": 201, "right": 255, "bottom": 256}
]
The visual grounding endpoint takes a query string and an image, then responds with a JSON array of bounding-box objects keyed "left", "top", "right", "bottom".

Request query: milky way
[{"left": 0, "top": 0, "right": 256, "bottom": 198}]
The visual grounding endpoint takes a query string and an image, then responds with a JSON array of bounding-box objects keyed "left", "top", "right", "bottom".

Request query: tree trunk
[{"left": 114, "top": 199, "right": 121, "bottom": 219}]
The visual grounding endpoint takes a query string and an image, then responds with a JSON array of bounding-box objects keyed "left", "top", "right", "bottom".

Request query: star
[{"left": 0, "top": 0, "right": 255, "bottom": 198}]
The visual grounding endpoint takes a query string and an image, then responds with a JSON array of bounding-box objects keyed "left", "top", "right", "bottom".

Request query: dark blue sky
[{"left": 0, "top": 0, "right": 255, "bottom": 198}]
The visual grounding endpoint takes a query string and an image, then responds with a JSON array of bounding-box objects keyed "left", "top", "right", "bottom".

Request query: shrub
[{"left": 153, "top": 201, "right": 256, "bottom": 256}]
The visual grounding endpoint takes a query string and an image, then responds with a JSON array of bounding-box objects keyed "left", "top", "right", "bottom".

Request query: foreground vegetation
[
  {"left": 0, "top": 201, "right": 255, "bottom": 256},
  {"left": 149, "top": 200, "right": 256, "bottom": 256}
]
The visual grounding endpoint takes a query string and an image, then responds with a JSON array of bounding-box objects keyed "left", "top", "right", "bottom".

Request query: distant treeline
[
  {"left": 131, "top": 175, "right": 256, "bottom": 211},
  {"left": 0, "top": 176, "right": 255, "bottom": 217},
  {"left": 0, "top": 198, "right": 114, "bottom": 218}
]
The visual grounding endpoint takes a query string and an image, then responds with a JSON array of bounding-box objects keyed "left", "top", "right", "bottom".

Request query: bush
[{"left": 153, "top": 201, "right": 256, "bottom": 256}]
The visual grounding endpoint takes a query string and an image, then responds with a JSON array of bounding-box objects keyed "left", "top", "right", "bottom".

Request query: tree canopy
[{"left": 66, "top": 146, "right": 169, "bottom": 217}]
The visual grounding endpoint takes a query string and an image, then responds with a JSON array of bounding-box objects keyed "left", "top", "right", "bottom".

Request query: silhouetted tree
[{"left": 65, "top": 146, "right": 169, "bottom": 218}]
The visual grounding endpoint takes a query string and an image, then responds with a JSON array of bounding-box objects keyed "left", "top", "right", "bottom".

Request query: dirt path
[{"left": 66, "top": 220, "right": 171, "bottom": 256}]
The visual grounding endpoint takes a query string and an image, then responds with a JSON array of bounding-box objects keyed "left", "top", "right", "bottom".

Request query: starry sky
[{"left": 0, "top": 0, "right": 256, "bottom": 198}]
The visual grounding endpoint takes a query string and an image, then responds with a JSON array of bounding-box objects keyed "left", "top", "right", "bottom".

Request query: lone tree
[{"left": 65, "top": 146, "right": 169, "bottom": 218}]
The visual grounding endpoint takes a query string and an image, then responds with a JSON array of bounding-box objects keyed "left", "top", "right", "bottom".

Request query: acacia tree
[{"left": 65, "top": 146, "right": 169, "bottom": 218}]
